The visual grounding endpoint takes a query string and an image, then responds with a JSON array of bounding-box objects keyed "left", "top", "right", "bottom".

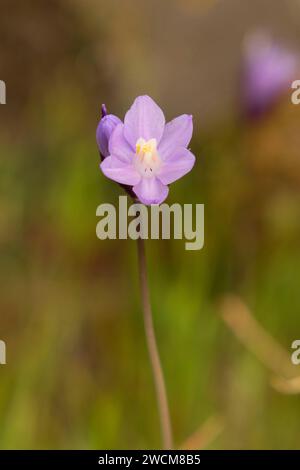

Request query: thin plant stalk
[{"left": 137, "top": 237, "right": 173, "bottom": 450}]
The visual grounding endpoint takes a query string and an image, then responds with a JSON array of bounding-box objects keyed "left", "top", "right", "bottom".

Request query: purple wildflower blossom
[
  {"left": 242, "top": 32, "right": 297, "bottom": 117},
  {"left": 96, "top": 95, "right": 195, "bottom": 205}
]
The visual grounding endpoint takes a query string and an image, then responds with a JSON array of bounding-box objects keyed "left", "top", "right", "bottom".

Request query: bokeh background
[{"left": 1, "top": 0, "right": 300, "bottom": 449}]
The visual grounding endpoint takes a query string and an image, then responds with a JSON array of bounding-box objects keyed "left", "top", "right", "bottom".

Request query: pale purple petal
[
  {"left": 158, "top": 115, "right": 193, "bottom": 161},
  {"left": 157, "top": 148, "right": 195, "bottom": 185},
  {"left": 109, "top": 123, "right": 134, "bottom": 163},
  {"left": 133, "top": 177, "right": 169, "bottom": 205},
  {"left": 124, "top": 95, "right": 165, "bottom": 147},
  {"left": 100, "top": 156, "right": 141, "bottom": 186},
  {"left": 96, "top": 114, "right": 121, "bottom": 158}
]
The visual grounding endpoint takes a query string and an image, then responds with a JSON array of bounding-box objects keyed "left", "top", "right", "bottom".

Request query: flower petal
[
  {"left": 158, "top": 115, "right": 193, "bottom": 161},
  {"left": 124, "top": 95, "right": 165, "bottom": 147},
  {"left": 109, "top": 123, "right": 134, "bottom": 163},
  {"left": 157, "top": 148, "right": 195, "bottom": 185},
  {"left": 100, "top": 156, "right": 141, "bottom": 185},
  {"left": 133, "top": 177, "right": 169, "bottom": 205}
]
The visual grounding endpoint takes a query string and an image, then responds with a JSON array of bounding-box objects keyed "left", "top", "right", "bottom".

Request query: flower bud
[{"left": 96, "top": 110, "right": 121, "bottom": 159}]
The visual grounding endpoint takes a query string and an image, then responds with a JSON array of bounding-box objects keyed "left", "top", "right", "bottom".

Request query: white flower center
[{"left": 134, "top": 138, "right": 162, "bottom": 178}]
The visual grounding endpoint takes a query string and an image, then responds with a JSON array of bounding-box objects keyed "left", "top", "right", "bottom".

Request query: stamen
[{"left": 135, "top": 138, "right": 161, "bottom": 178}]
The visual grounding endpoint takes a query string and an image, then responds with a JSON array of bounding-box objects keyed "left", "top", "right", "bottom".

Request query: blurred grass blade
[
  {"left": 180, "top": 415, "right": 224, "bottom": 450},
  {"left": 219, "top": 295, "right": 300, "bottom": 390}
]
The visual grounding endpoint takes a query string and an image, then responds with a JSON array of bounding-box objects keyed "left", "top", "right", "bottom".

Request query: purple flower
[
  {"left": 242, "top": 32, "right": 297, "bottom": 117},
  {"left": 97, "top": 95, "right": 195, "bottom": 205}
]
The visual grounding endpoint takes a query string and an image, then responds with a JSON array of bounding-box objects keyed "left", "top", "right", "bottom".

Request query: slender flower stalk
[
  {"left": 96, "top": 95, "right": 196, "bottom": 449},
  {"left": 137, "top": 237, "right": 173, "bottom": 450}
]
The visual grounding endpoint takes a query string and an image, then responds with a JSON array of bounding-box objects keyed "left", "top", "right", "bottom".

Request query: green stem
[{"left": 137, "top": 237, "right": 173, "bottom": 450}]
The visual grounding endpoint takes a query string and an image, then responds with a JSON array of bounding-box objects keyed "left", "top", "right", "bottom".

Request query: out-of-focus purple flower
[
  {"left": 97, "top": 95, "right": 195, "bottom": 205},
  {"left": 242, "top": 32, "right": 297, "bottom": 117},
  {"left": 96, "top": 106, "right": 121, "bottom": 159}
]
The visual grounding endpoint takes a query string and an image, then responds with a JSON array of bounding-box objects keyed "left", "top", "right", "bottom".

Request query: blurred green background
[{"left": 1, "top": 0, "right": 300, "bottom": 449}]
